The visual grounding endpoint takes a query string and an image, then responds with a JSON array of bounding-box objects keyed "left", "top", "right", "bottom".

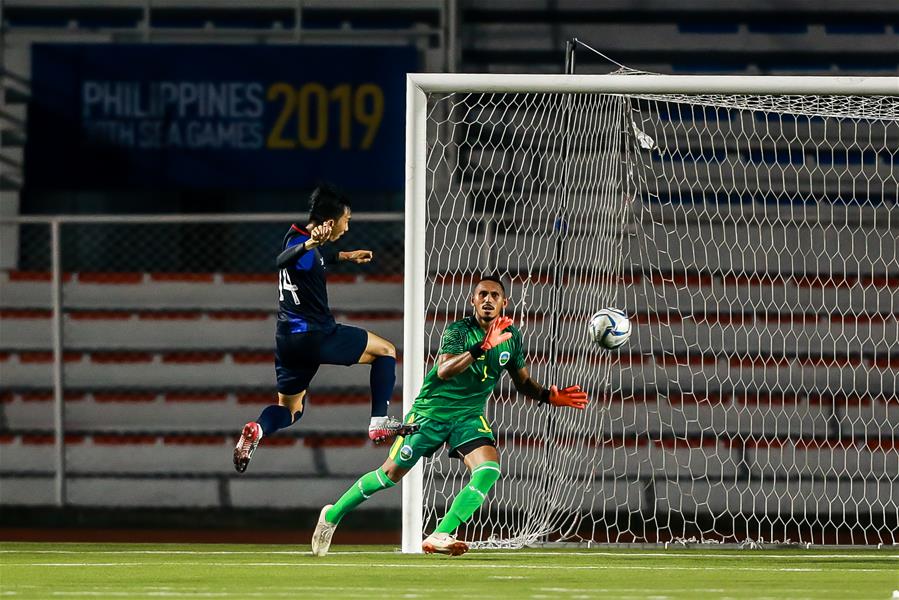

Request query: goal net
[{"left": 404, "top": 75, "right": 898, "bottom": 549}]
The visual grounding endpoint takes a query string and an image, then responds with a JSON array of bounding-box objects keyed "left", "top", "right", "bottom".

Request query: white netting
[{"left": 417, "top": 87, "right": 898, "bottom": 547}]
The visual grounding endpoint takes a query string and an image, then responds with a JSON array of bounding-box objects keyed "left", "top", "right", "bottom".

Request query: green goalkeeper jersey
[{"left": 413, "top": 316, "right": 526, "bottom": 422}]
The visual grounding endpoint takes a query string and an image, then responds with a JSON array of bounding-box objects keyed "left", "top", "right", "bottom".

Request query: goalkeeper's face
[{"left": 471, "top": 280, "right": 507, "bottom": 323}]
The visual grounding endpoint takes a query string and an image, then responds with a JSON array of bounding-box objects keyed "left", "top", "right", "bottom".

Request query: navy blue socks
[
  {"left": 256, "top": 404, "right": 300, "bottom": 436},
  {"left": 256, "top": 355, "right": 394, "bottom": 432},
  {"left": 369, "top": 356, "right": 396, "bottom": 417}
]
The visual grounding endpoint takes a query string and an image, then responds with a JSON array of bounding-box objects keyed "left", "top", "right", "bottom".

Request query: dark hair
[
  {"left": 476, "top": 274, "right": 506, "bottom": 295},
  {"left": 308, "top": 183, "right": 351, "bottom": 224}
]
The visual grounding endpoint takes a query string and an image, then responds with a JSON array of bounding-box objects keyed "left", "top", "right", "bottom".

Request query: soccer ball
[{"left": 588, "top": 308, "right": 632, "bottom": 349}]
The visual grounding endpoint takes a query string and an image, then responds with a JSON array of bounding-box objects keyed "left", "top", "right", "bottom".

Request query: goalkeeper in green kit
[{"left": 311, "top": 275, "right": 589, "bottom": 556}]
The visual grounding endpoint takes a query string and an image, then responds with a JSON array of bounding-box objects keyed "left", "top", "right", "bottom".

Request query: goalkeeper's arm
[
  {"left": 436, "top": 316, "right": 513, "bottom": 380},
  {"left": 508, "top": 366, "right": 589, "bottom": 409}
]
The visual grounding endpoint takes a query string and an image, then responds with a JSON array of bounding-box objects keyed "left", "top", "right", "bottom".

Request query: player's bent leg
[
  {"left": 233, "top": 391, "right": 306, "bottom": 473},
  {"left": 278, "top": 391, "right": 306, "bottom": 417},
  {"left": 357, "top": 331, "right": 396, "bottom": 364},
  {"left": 243, "top": 338, "right": 317, "bottom": 473},
  {"left": 326, "top": 462, "right": 406, "bottom": 523},
  {"left": 358, "top": 331, "right": 399, "bottom": 431},
  {"left": 320, "top": 326, "right": 397, "bottom": 429},
  {"left": 380, "top": 458, "right": 409, "bottom": 483}
]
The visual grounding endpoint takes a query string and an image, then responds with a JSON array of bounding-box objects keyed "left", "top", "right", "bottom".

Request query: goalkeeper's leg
[
  {"left": 312, "top": 460, "right": 407, "bottom": 557},
  {"left": 312, "top": 411, "right": 439, "bottom": 556},
  {"left": 322, "top": 417, "right": 425, "bottom": 529},
  {"left": 424, "top": 442, "right": 501, "bottom": 556}
]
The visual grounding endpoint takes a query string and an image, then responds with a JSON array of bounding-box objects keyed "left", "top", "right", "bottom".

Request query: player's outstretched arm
[
  {"left": 546, "top": 385, "right": 589, "bottom": 409},
  {"left": 436, "top": 316, "right": 514, "bottom": 380},
  {"left": 509, "top": 367, "right": 589, "bottom": 410},
  {"left": 275, "top": 221, "right": 333, "bottom": 269},
  {"left": 338, "top": 250, "right": 373, "bottom": 264}
]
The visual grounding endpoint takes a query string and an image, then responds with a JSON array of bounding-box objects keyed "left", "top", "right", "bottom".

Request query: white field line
[
  {"left": 36, "top": 586, "right": 416, "bottom": 593},
  {"left": 0, "top": 561, "right": 890, "bottom": 573},
  {"left": 0, "top": 587, "right": 836, "bottom": 595},
  {"left": 47, "top": 594, "right": 428, "bottom": 599},
  {"left": 43, "top": 588, "right": 432, "bottom": 598},
  {"left": 0, "top": 595, "right": 430, "bottom": 599},
  {"left": 6, "top": 586, "right": 434, "bottom": 597},
  {"left": 0, "top": 591, "right": 860, "bottom": 600},
  {"left": 1, "top": 550, "right": 896, "bottom": 561},
  {"left": 15, "top": 595, "right": 788, "bottom": 600}
]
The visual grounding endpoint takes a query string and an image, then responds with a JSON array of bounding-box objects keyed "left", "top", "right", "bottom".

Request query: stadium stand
[
  {"left": 460, "top": 0, "right": 899, "bottom": 75},
  {"left": 2, "top": 239, "right": 895, "bottom": 510}
]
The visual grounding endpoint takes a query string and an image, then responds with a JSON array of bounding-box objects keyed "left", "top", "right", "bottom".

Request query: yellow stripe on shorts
[
  {"left": 389, "top": 412, "right": 416, "bottom": 461},
  {"left": 388, "top": 435, "right": 405, "bottom": 460},
  {"left": 478, "top": 415, "right": 492, "bottom": 434}
]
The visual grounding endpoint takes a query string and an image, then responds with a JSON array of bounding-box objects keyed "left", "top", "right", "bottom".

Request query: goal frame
[{"left": 401, "top": 73, "right": 899, "bottom": 553}]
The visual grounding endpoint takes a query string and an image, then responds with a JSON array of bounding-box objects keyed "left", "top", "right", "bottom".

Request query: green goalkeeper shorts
[{"left": 387, "top": 410, "right": 496, "bottom": 469}]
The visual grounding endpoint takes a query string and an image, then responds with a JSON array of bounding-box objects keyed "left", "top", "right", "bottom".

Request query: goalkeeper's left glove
[{"left": 546, "top": 385, "right": 589, "bottom": 410}]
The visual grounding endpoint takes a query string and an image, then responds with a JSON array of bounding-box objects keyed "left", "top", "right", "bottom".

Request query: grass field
[{"left": 1, "top": 542, "right": 897, "bottom": 599}]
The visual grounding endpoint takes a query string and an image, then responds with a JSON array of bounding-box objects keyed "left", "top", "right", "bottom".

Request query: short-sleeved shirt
[
  {"left": 276, "top": 224, "right": 336, "bottom": 335},
  {"left": 412, "top": 316, "right": 526, "bottom": 422}
]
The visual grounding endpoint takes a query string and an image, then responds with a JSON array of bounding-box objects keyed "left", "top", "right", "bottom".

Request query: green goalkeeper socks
[
  {"left": 325, "top": 467, "right": 396, "bottom": 525},
  {"left": 435, "top": 461, "right": 501, "bottom": 535}
]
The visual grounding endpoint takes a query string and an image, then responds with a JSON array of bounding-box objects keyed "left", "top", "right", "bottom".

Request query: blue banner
[{"left": 26, "top": 44, "right": 416, "bottom": 191}]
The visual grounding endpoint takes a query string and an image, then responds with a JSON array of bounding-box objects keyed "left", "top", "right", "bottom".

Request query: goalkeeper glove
[
  {"left": 482, "top": 316, "right": 513, "bottom": 350},
  {"left": 546, "top": 385, "right": 588, "bottom": 410},
  {"left": 469, "top": 316, "right": 513, "bottom": 358}
]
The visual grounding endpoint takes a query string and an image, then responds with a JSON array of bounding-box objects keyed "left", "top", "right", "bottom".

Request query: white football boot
[
  {"left": 311, "top": 504, "right": 338, "bottom": 557},
  {"left": 422, "top": 532, "right": 469, "bottom": 556}
]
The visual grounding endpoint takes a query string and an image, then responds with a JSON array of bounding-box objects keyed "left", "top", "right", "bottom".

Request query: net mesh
[{"left": 418, "top": 88, "right": 898, "bottom": 547}]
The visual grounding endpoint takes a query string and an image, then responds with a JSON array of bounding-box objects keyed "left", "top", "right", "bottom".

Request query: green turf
[{"left": 1, "top": 542, "right": 897, "bottom": 599}]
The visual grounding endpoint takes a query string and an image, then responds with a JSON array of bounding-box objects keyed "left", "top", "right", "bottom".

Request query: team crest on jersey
[
  {"left": 400, "top": 445, "right": 414, "bottom": 461},
  {"left": 499, "top": 351, "right": 510, "bottom": 366}
]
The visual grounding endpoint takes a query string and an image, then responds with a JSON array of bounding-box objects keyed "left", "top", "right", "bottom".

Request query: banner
[{"left": 26, "top": 44, "right": 416, "bottom": 191}]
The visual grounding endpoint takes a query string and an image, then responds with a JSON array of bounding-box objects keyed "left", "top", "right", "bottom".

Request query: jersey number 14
[{"left": 279, "top": 269, "right": 299, "bottom": 304}]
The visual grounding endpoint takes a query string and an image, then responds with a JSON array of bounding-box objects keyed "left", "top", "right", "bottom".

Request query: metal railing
[
  {"left": 0, "top": 212, "right": 405, "bottom": 506},
  {"left": 2, "top": 0, "right": 457, "bottom": 72}
]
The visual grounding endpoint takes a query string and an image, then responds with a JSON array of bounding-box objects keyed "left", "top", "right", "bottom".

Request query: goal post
[
  {"left": 403, "top": 73, "right": 898, "bottom": 551},
  {"left": 402, "top": 75, "right": 428, "bottom": 554},
  {"left": 406, "top": 73, "right": 899, "bottom": 96}
]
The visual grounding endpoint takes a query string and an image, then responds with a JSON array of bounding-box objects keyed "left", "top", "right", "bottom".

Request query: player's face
[
  {"left": 328, "top": 207, "right": 351, "bottom": 241},
  {"left": 471, "top": 280, "right": 507, "bottom": 323}
]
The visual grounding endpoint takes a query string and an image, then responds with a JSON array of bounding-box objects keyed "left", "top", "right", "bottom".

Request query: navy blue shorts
[{"left": 274, "top": 324, "right": 368, "bottom": 395}]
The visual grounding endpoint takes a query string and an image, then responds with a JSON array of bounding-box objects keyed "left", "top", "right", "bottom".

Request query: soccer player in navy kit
[{"left": 233, "top": 184, "right": 416, "bottom": 473}]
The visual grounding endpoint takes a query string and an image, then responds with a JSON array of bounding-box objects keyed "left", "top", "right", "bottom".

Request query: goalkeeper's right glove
[
  {"left": 482, "top": 316, "right": 513, "bottom": 350},
  {"left": 469, "top": 316, "right": 513, "bottom": 358},
  {"left": 547, "top": 385, "right": 589, "bottom": 410}
]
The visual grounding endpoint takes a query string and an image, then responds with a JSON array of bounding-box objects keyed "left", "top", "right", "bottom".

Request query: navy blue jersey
[{"left": 277, "top": 224, "right": 336, "bottom": 334}]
